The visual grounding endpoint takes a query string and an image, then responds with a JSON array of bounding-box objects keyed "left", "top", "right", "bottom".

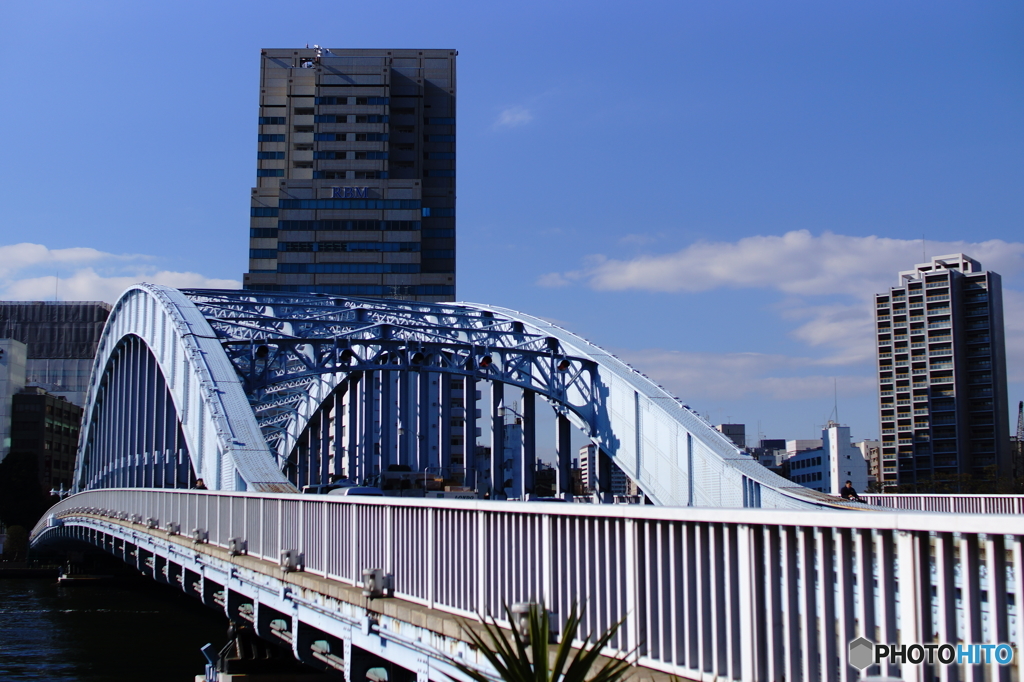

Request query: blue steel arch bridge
[
  {"left": 30, "top": 284, "right": 1023, "bottom": 682},
  {"left": 70, "top": 284, "right": 837, "bottom": 508}
]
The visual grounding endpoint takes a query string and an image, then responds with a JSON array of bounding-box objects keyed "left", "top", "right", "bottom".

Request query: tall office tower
[
  {"left": 874, "top": 254, "right": 1010, "bottom": 490},
  {"left": 243, "top": 48, "right": 457, "bottom": 301}
]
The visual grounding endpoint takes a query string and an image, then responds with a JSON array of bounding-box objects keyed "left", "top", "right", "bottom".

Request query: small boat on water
[{"left": 57, "top": 564, "right": 114, "bottom": 585}]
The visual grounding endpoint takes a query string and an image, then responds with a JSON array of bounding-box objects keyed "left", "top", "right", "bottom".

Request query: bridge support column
[
  {"left": 490, "top": 381, "right": 504, "bottom": 499},
  {"left": 462, "top": 377, "right": 477, "bottom": 490},
  {"left": 439, "top": 374, "right": 452, "bottom": 480},
  {"left": 346, "top": 375, "right": 360, "bottom": 482},
  {"left": 522, "top": 390, "right": 536, "bottom": 498},
  {"left": 337, "top": 382, "right": 350, "bottom": 477},
  {"left": 398, "top": 371, "right": 415, "bottom": 469},
  {"left": 418, "top": 372, "right": 441, "bottom": 474},
  {"left": 362, "top": 371, "right": 376, "bottom": 480},
  {"left": 595, "top": 446, "right": 613, "bottom": 503},
  {"left": 380, "top": 369, "right": 394, "bottom": 474},
  {"left": 555, "top": 413, "right": 572, "bottom": 501}
]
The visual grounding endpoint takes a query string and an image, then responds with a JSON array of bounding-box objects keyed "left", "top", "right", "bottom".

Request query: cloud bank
[
  {"left": 0, "top": 243, "right": 239, "bottom": 303},
  {"left": 539, "top": 231, "right": 1024, "bottom": 296},
  {"left": 541, "top": 231, "right": 1024, "bottom": 403}
]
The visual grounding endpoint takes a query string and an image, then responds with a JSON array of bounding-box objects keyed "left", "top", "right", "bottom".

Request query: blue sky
[{"left": 0, "top": 1, "right": 1021, "bottom": 445}]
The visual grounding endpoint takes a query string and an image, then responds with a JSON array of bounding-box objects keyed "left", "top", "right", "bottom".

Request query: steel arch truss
[
  {"left": 74, "top": 285, "right": 293, "bottom": 493},
  {"left": 177, "top": 289, "right": 826, "bottom": 508}
]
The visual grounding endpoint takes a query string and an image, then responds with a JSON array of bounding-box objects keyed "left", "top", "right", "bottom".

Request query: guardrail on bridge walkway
[
  {"left": 862, "top": 493, "right": 1024, "bottom": 515},
  {"left": 32, "top": 490, "right": 1024, "bottom": 682}
]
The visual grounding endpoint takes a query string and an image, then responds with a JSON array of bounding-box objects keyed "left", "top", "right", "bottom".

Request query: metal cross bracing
[{"left": 74, "top": 284, "right": 850, "bottom": 509}]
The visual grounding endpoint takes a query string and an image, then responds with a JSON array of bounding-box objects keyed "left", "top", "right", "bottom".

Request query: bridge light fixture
[
  {"left": 410, "top": 351, "right": 425, "bottom": 365},
  {"left": 254, "top": 344, "right": 270, "bottom": 359},
  {"left": 362, "top": 567, "right": 391, "bottom": 598},
  {"left": 557, "top": 359, "right": 571, "bottom": 372},
  {"left": 478, "top": 355, "right": 493, "bottom": 368},
  {"left": 339, "top": 349, "right": 356, "bottom": 364},
  {"left": 280, "top": 548, "right": 303, "bottom": 572}
]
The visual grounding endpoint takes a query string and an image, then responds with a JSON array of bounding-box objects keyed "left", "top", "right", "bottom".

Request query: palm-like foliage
[{"left": 445, "top": 603, "right": 634, "bottom": 682}]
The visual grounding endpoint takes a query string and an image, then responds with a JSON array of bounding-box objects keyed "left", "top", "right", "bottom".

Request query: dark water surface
[{"left": 0, "top": 577, "right": 228, "bottom": 681}]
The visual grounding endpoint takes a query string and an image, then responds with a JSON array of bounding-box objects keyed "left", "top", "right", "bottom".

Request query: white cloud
[
  {"left": 539, "top": 231, "right": 1024, "bottom": 296},
  {"left": 0, "top": 242, "right": 239, "bottom": 303},
  {"left": 494, "top": 105, "right": 533, "bottom": 129},
  {"left": 616, "top": 347, "right": 878, "bottom": 402},
  {"left": 542, "top": 232, "right": 1024, "bottom": 412}
]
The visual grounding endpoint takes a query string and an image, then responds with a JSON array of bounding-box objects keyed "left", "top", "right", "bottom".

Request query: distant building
[
  {"left": 0, "top": 301, "right": 111, "bottom": 407},
  {"left": 874, "top": 254, "right": 1011, "bottom": 488},
  {"left": 714, "top": 423, "right": 746, "bottom": 448},
  {"left": 786, "top": 423, "right": 868, "bottom": 496},
  {"left": 854, "top": 439, "right": 881, "bottom": 489},
  {"left": 786, "top": 439, "right": 823, "bottom": 458},
  {"left": 751, "top": 439, "right": 787, "bottom": 471},
  {"left": 578, "top": 443, "right": 632, "bottom": 495},
  {"left": 0, "top": 339, "right": 27, "bottom": 464},
  {"left": 9, "top": 387, "right": 82, "bottom": 492},
  {"left": 244, "top": 47, "right": 457, "bottom": 302}
]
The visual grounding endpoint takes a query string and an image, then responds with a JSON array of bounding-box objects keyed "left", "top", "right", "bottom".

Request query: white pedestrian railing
[
  {"left": 33, "top": 490, "right": 1024, "bottom": 682},
  {"left": 863, "top": 493, "right": 1024, "bottom": 515}
]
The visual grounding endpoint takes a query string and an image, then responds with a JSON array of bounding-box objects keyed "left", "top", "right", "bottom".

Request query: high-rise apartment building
[
  {"left": 243, "top": 47, "right": 457, "bottom": 301},
  {"left": 874, "top": 254, "right": 1010, "bottom": 489}
]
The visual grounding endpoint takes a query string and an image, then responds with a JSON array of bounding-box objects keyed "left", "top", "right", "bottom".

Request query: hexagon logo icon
[{"left": 849, "top": 637, "right": 875, "bottom": 670}]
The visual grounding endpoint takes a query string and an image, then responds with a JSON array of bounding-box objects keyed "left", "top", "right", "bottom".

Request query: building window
[
  {"left": 259, "top": 116, "right": 286, "bottom": 125},
  {"left": 355, "top": 133, "right": 388, "bottom": 141},
  {"left": 354, "top": 115, "right": 388, "bottom": 123},
  {"left": 422, "top": 208, "right": 455, "bottom": 217},
  {"left": 354, "top": 151, "right": 387, "bottom": 160},
  {"left": 424, "top": 169, "right": 455, "bottom": 177},
  {"left": 249, "top": 228, "right": 279, "bottom": 238},
  {"left": 257, "top": 151, "right": 285, "bottom": 159},
  {"left": 278, "top": 198, "right": 420, "bottom": 209},
  {"left": 294, "top": 125, "right": 313, "bottom": 133},
  {"left": 256, "top": 169, "right": 284, "bottom": 177},
  {"left": 424, "top": 250, "right": 455, "bottom": 259},
  {"left": 250, "top": 207, "right": 279, "bottom": 217},
  {"left": 249, "top": 249, "right": 277, "bottom": 259},
  {"left": 294, "top": 107, "right": 314, "bottom": 115},
  {"left": 276, "top": 263, "right": 421, "bottom": 274},
  {"left": 258, "top": 134, "right": 285, "bottom": 142},
  {"left": 425, "top": 135, "right": 455, "bottom": 142},
  {"left": 425, "top": 152, "right": 455, "bottom": 160},
  {"left": 426, "top": 117, "right": 456, "bottom": 125},
  {"left": 355, "top": 97, "right": 389, "bottom": 105},
  {"left": 315, "top": 97, "right": 349, "bottom": 105}
]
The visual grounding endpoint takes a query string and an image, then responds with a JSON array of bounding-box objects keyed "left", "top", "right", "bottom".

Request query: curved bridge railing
[{"left": 33, "top": 490, "right": 1024, "bottom": 682}]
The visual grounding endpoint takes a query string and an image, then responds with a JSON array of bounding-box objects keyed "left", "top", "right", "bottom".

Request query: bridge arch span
[
  {"left": 180, "top": 289, "right": 830, "bottom": 508},
  {"left": 74, "top": 284, "right": 293, "bottom": 493}
]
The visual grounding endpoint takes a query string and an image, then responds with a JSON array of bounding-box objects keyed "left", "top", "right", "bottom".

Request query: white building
[
  {"left": 787, "top": 423, "right": 869, "bottom": 496},
  {"left": 578, "top": 443, "right": 631, "bottom": 495},
  {"left": 786, "top": 439, "right": 823, "bottom": 458}
]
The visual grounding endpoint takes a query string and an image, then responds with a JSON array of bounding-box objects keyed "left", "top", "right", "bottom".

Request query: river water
[{"left": 0, "top": 577, "right": 229, "bottom": 681}]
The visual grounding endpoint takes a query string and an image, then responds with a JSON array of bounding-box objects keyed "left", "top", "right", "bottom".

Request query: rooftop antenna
[{"left": 827, "top": 378, "right": 839, "bottom": 426}]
